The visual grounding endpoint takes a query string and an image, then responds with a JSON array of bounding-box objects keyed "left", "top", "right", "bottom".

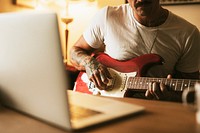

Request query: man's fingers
[
  {"left": 152, "top": 82, "right": 163, "bottom": 100},
  {"left": 98, "top": 68, "right": 109, "bottom": 84},
  {"left": 104, "top": 68, "right": 112, "bottom": 79},
  {"left": 145, "top": 82, "right": 156, "bottom": 99},
  {"left": 167, "top": 74, "right": 172, "bottom": 79},
  {"left": 145, "top": 89, "right": 154, "bottom": 99},
  {"left": 160, "top": 83, "right": 169, "bottom": 94},
  {"left": 146, "top": 82, "right": 164, "bottom": 100},
  {"left": 93, "top": 70, "right": 107, "bottom": 90}
]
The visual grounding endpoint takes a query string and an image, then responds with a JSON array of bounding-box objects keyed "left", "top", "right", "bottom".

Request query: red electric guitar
[{"left": 73, "top": 53, "right": 199, "bottom": 98}]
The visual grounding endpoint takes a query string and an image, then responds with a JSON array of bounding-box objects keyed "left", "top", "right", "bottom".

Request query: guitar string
[{"left": 128, "top": 77, "right": 199, "bottom": 91}]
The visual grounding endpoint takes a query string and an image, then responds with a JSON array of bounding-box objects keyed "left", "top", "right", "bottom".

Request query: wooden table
[{"left": 0, "top": 93, "right": 199, "bottom": 133}]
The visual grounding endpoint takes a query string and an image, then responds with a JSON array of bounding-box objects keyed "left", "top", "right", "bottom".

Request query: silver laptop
[{"left": 0, "top": 11, "right": 144, "bottom": 131}]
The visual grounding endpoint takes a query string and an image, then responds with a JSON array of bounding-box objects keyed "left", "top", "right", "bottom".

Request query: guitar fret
[
  {"left": 180, "top": 79, "right": 184, "bottom": 91},
  {"left": 164, "top": 78, "right": 167, "bottom": 85},
  {"left": 183, "top": 80, "right": 189, "bottom": 90},
  {"left": 137, "top": 77, "right": 140, "bottom": 89},
  {"left": 132, "top": 77, "right": 136, "bottom": 89},
  {"left": 140, "top": 78, "right": 144, "bottom": 89},
  {"left": 153, "top": 78, "right": 155, "bottom": 82},
  {"left": 144, "top": 77, "right": 148, "bottom": 90},
  {"left": 145, "top": 78, "right": 149, "bottom": 84},
  {"left": 175, "top": 79, "right": 178, "bottom": 91},
  {"left": 159, "top": 79, "right": 162, "bottom": 82},
  {"left": 128, "top": 77, "right": 133, "bottom": 89},
  {"left": 136, "top": 77, "right": 140, "bottom": 90},
  {"left": 170, "top": 79, "right": 173, "bottom": 89},
  {"left": 161, "top": 78, "right": 165, "bottom": 84},
  {"left": 146, "top": 78, "right": 150, "bottom": 87},
  {"left": 137, "top": 78, "right": 143, "bottom": 89},
  {"left": 165, "top": 79, "right": 169, "bottom": 86},
  {"left": 188, "top": 80, "right": 191, "bottom": 90},
  {"left": 135, "top": 78, "right": 138, "bottom": 89},
  {"left": 171, "top": 79, "right": 175, "bottom": 91},
  {"left": 130, "top": 77, "right": 134, "bottom": 89},
  {"left": 126, "top": 77, "right": 199, "bottom": 92},
  {"left": 176, "top": 79, "right": 183, "bottom": 91}
]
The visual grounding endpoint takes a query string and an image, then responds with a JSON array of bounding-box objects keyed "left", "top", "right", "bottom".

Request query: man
[{"left": 70, "top": 0, "right": 200, "bottom": 102}]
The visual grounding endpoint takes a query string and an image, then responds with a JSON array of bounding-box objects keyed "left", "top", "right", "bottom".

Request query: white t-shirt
[{"left": 83, "top": 4, "right": 200, "bottom": 77}]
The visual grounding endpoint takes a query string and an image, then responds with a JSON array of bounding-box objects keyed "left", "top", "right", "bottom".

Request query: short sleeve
[
  {"left": 83, "top": 7, "right": 108, "bottom": 49},
  {"left": 176, "top": 27, "right": 200, "bottom": 72}
]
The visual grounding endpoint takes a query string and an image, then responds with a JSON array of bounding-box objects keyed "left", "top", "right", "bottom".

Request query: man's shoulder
[{"left": 169, "top": 11, "right": 197, "bottom": 29}]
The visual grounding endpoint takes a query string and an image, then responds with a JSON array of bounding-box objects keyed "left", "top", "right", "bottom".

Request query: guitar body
[
  {"left": 75, "top": 69, "right": 138, "bottom": 97},
  {"left": 73, "top": 53, "right": 163, "bottom": 97}
]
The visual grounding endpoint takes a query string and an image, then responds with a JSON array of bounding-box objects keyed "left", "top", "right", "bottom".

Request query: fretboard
[{"left": 127, "top": 77, "right": 199, "bottom": 91}]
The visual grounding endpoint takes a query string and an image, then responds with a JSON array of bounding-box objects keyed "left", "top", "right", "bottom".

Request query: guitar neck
[{"left": 127, "top": 77, "right": 199, "bottom": 91}]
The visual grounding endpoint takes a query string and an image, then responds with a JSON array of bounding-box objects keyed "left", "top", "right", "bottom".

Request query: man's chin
[{"left": 136, "top": 7, "right": 152, "bottom": 16}]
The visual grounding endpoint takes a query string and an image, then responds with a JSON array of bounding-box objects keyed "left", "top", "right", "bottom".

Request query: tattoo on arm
[{"left": 70, "top": 46, "right": 94, "bottom": 70}]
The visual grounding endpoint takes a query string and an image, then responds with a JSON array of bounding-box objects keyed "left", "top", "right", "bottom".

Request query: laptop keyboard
[{"left": 70, "top": 104, "right": 102, "bottom": 121}]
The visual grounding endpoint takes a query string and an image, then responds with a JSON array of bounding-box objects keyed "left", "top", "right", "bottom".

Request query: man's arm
[
  {"left": 70, "top": 35, "right": 95, "bottom": 71},
  {"left": 70, "top": 35, "right": 112, "bottom": 90}
]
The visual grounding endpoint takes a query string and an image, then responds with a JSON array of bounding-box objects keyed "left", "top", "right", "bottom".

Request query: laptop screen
[{"left": 0, "top": 11, "right": 72, "bottom": 129}]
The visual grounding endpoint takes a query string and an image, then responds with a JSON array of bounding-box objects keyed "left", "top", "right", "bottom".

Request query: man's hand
[
  {"left": 145, "top": 75, "right": 182, "bottom": 101},
  {"left": 84, "top": 57, "right": 112, "bottom": 90}
]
